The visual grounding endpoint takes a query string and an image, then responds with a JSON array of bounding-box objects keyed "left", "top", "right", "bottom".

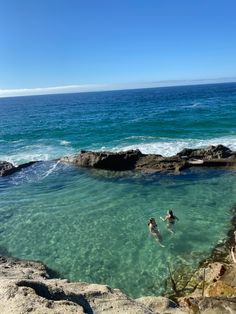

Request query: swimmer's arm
[
  {"left": 160, "top": 215, "right": 168, "bottom": 221},
  {"left": 175, "top": 215, "right": 179, "bottom": 221}
]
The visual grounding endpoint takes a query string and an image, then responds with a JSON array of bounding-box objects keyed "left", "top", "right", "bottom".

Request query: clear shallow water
[
  {"left": 0, "top": 163, "right": 235, "bottom": 297},
  {"left": 0, "top": 83, "right": 236, "bottom": 297}
]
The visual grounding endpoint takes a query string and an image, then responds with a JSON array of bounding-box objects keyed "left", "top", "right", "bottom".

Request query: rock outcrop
[
  {"left": 177, "top": 144, "right": 234, "bottom": 160},
  {"left": 60, "top": 144, "right": 236, "bottom": 173},
  {"left": 61, "top": 149, "right": 143, "bottom": 171},
  {"left": 1, "top": 144, "right": 236, "bottom": 177}
]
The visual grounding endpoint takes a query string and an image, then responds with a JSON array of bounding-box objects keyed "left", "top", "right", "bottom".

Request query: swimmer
[
  {"left": 148, "top": 218, "right": 164, "bottom": 247},
  {"left": 160, "top": 210, "right": 179, "bottom": 234}
]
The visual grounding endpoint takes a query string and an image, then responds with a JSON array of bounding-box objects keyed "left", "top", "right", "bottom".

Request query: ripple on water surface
[{"left": 0, "top": 163, "right": 235, "bottom": 298}]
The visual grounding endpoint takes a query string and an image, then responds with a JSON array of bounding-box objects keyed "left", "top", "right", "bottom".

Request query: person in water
[
  {"left": 148, "top": 218, "right": 164, "bottom": 247},
  {"left": 160, "top": 210, "right": 179, "bottom": 234}
]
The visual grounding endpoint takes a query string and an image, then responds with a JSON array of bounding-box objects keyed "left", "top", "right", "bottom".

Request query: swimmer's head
[{"left": 148, "top": 218, "right": 155, "bottom": 224}]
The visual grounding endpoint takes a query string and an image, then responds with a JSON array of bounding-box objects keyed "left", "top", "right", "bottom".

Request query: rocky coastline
[
  {"left": 1, "top": 144, "right": 236, "bottom": 177},
  {"left": 1, "top": 144, "right": 236, "bottom": 313},
  {"left": 60, "top": 144, "right": 236, "bottom": 173}
]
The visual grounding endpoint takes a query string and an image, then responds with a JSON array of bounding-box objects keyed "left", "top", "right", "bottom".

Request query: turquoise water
[{"left": 0, "top": 83, "right": 236, "bottom": 297}]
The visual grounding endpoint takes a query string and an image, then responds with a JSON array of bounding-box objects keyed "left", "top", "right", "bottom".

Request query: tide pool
[{"left": 0, "top": 162, "right": 235, "bottom": 297}]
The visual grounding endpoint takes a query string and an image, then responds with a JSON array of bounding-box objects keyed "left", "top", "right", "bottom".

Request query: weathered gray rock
[
  {"left": 136, "top": 296, "right": 181, "bottom": 313},
  {"left": 179, "top": 296, "right": 236, "bottom": 314},
  {"left": 0, "top": 256, "right": 158, "bottom": 314},
  {"left": 136, "top": 155, "right": 190, "bottom": 172},
  {"left": 177, "top": 144, "right": 234, "bottom": 160}
]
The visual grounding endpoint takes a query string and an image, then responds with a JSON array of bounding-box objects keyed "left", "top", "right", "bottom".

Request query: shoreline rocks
[
  {"left": 1, "top": 144, "right": 236, "bottom": 177},
  {"left": 0, "top": 255, "right": 180, "bottom": 314},
  {"left": 165, "top": 204, "right": 236, "bottom": 313},
  {"left": 61, "top": 144, "right": 236, "bottom": 173}
]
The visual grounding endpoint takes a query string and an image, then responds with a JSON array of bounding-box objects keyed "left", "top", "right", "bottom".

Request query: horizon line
[{"left": 0, "top": 77, "right": 236, "bottom": 98}]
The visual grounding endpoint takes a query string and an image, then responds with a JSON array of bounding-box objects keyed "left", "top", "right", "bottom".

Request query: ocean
[{"left": 0, "top": 82, "right": 236, "bottom": 297}]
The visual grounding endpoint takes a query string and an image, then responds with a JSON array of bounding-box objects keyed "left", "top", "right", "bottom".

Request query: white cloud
[
  {"left": 0, "top": 78, "right": 235, "bottom": 98},
  {"left": 0, "top": 84, "right": 106, "bottom": 97}
]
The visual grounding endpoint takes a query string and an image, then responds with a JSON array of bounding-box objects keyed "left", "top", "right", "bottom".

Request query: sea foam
[{"left": 112, "top": 136, "right": 236, "bottom": 156}]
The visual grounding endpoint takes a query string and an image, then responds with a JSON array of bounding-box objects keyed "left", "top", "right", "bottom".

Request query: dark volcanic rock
[
  {"left": 0, "top": 161, "right": 16, "bottom": 176},
  {"left": 61, "top": 149, "right": 143, "bottom": 171},
  {"left": 177, "top": 144, "right": 233, "bottom": 160},
  {"left": 0, "top": 161, "right": 37, "bottom": 177},
  {"left": 17, "top": 161, "right": 37, "bottom": 171}
]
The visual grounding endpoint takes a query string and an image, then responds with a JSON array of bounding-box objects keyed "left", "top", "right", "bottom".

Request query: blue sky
[{"left": 0, "top": 0, "right": 236, "bottom": 96}]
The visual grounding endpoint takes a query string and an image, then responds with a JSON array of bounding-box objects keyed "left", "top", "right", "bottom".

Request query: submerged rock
[{"left": 0, "top": 161, "right": 37, "bottom": 177}]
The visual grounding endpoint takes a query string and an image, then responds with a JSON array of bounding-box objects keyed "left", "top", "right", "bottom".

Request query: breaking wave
[{"left": 111, "top": 136, "right": 236, "bottom": 156}]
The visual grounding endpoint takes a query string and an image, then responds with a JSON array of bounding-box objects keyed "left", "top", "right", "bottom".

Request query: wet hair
[
  {"left": 148, "top": 218, "right": 155, "bottom": 226},
  {"left": 169, "top": 210, "right": 174, "bottom": 218}
]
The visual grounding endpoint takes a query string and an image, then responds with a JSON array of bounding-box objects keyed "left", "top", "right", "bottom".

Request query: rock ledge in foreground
[{"left": 0, "top": 255, "right": 180, "bottom": 314}]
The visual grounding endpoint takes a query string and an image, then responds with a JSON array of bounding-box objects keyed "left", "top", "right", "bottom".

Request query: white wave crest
[
  {"left": 60, "top": 140, "right": 71, "bottom": 146},
  {"left": 112, "top": 136, "right": 236, "bottom": 156},
  {"left": 0, "top": 144, "right": 76, "bottom": 166}
]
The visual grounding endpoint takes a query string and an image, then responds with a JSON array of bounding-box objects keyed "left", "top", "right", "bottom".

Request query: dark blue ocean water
[
  {"left": 0, "top": 83, "right": 236, "bottom": 164},
  {"left": 0, "top": 83, "right": 236, "bottom": 297}
]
